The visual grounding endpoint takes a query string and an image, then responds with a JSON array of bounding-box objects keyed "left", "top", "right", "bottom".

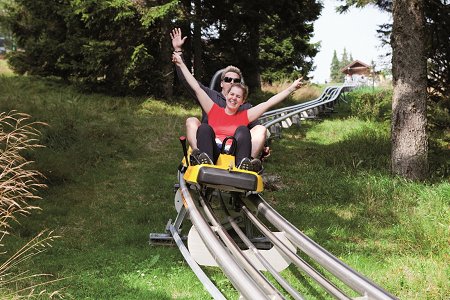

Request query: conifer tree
[
  {"left": 2, "top": 0, "right": 322, "bottom": 95},
  {"left": 330, "top": 50, "right": 341, "bottom": 82},
  {"left": 340, "top": 48, "right": 351, "bottom": 68}
]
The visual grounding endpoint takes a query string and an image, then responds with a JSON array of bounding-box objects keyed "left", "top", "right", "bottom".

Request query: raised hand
[
  {"left": 170, "top": 28, "right": 187, "bottom": 51},
  {"left": 289, "top": 77, "right": 305, "bottom": 92}
]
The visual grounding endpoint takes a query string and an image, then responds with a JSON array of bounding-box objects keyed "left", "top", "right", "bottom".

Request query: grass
[
  {"left": 0, "top": 59, "right": 14, "bottom": 76},
  {"left": 0, "top": 71, "right": 448, "bottom": 299}
]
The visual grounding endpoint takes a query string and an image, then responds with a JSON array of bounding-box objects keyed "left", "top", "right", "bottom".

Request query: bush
[{"left": 349, "top": 88, "right": 392, "bottom": 121}]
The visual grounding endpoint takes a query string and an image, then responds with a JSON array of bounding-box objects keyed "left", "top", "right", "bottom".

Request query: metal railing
[{"left": 259, "top": 84, "right": 355, "bottom": 139}]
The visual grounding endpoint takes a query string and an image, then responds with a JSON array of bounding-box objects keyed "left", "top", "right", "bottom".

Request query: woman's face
[{"left": 226, "top": 86, "right": 245, "bottom": 112}]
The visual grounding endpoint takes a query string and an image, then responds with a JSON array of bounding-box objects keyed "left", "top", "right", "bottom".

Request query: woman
[{"left": 172, "top": 52, "right": 303, "bottom": 170}]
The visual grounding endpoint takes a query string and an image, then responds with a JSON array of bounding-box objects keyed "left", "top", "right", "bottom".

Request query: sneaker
[
  {"left": 237, "top": 157, "right": 252, "bottom": 171},
  {"left": 250, "top": 158, "right": 263, "bottom": 174},
  {"left": 189, "top": 149, "right": 202, "bottom": 165},
  {"left": 198, "top": 152, "right": 213, "bottom": 165}
]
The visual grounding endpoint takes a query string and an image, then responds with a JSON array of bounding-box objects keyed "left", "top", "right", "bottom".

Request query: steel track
[{"left": 170, "top": 171, "right": 398, "bottom": 299}]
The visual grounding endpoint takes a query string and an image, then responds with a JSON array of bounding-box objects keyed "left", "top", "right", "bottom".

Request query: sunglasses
[{"left": 223, "top": 77, "right": 241, "bottom": 83}]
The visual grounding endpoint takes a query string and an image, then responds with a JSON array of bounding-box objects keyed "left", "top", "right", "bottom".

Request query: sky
[{"left": 309, "top": 0, "right": 391, "bottom": 83}]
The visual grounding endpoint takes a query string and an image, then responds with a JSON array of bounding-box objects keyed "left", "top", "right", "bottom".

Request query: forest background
[{"left": 0, "top": 0, "right": 447, "bottom": 116}]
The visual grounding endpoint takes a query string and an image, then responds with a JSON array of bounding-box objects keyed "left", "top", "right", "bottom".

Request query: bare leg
[
  {"left": 250, "top": 125, "right": 267, "bottom": 158},
  {"left": 186, "top": 117, "right": 201, "bottom": 149}
]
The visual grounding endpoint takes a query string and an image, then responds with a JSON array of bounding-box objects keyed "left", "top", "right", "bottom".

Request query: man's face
[{"left": 221, "top": 72, "right": 241, "bottom": 92}]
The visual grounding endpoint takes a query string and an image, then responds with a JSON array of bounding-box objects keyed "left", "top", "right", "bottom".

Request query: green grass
[
  {"left": 0, "top": 74, "right": 448, "bottom": 299},
  {"left": 0, "top": 59, "right": 14, "bottom": 76}
]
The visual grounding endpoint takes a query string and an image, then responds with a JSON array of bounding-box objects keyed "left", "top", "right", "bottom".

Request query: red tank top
[{"left": 208, "top": 104, "right": 249, "bottom": 142}]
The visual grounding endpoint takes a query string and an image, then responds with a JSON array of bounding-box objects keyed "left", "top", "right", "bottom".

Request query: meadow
[{"left": 0, "top": 64, "right": 448, "bottom": 299}]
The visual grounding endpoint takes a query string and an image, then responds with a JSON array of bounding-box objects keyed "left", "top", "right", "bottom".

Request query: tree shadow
[{"left": 263, "top": 126, "right": 405, "bottom": 262}]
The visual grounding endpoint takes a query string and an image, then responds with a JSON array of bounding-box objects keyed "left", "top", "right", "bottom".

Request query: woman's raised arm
[
  {"left": 247, "top": 78, "right": 304, "bottom": 122},
  {"left": 172, "top": 53, "right": 213, "bottom": 113}
]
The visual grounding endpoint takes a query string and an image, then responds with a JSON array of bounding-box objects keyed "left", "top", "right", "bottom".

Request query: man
[{"left": 170, "top": 28, "right": 267, "bottom": 166}]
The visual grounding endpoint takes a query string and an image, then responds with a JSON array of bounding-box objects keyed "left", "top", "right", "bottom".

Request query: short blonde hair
[{"left": 221, "top": 65, "right": 243, "bottom": 82}]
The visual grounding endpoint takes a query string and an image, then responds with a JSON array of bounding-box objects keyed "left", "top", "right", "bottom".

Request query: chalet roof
[{"left": 340, "top": 60, "right": 371, "bottom": 74}]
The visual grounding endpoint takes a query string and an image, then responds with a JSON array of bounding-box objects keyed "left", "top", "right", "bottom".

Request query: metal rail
[
  {"left": 240, "top": 205, "right": 350, "bottom": 300},
  {"left": 177, "top": 172, "right": 270, "bottom": 300},
  {"left": 218, "top": 192, "right": 305, "bottom": 300},
  {"left": 197, "top": 192, "right": 284, "bottom": 299},
  {"left": 168, "top": 223, "right": 226, "bottom": 300},
  {"left": 244, "top": 194, "right": 398, "bottom": 300},
  {"left": 259, "top": 84, "right": 355, "bottom": 138}
]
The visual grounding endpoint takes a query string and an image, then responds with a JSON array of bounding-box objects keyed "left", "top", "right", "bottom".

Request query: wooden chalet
[
  {"left": 341, "top": 60, "right": 373, "bottom": 85},
  {"left": 341, "top": 60, "right": 371, "bottom": 76}
]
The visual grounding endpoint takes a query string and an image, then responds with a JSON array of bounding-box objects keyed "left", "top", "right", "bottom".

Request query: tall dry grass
[
  {"left": 0, "top": 112, "right": 45, "bottom": 222},
  {"left": 262, "top": 80, "right": 322, "bottom": 102},
  {"left": 0, "top": 111, "right": 62, "bottom": 298}
]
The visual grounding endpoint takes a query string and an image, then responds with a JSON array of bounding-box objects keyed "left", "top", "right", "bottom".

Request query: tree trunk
[
  {"left": 159, "top": 2, "right": 173, "bottom": 100},
  {"left": 246, "top": 23, "right": 261, "bottom": 93},
  {"left": 391, "top": 0, "right": 429, "bottom": 180},
  {"left": 192, "top": 0, "right": 205, "bottom": 81}
]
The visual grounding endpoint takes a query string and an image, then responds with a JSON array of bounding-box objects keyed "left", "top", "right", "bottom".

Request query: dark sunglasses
[{"left": 223, "top": 77, "right": 241, "bottom": 83}]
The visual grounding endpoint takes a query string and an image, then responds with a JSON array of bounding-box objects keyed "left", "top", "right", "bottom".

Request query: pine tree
[
  {"left": 2, "top": 0, "right": 323, "bottom": 95},
  {"left": 340, "top": 48, "right": 351, "bottom": 69},
  {"left": 203, "top": 0, "right": 321, "bottom": 91},
  {"left": 330, "top": 50, "right": 341, "bottom": 82}
]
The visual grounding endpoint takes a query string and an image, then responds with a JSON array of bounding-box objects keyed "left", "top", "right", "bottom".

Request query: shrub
[{"left": 349, "top": 88, "right": 392, "bottom": 121}]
